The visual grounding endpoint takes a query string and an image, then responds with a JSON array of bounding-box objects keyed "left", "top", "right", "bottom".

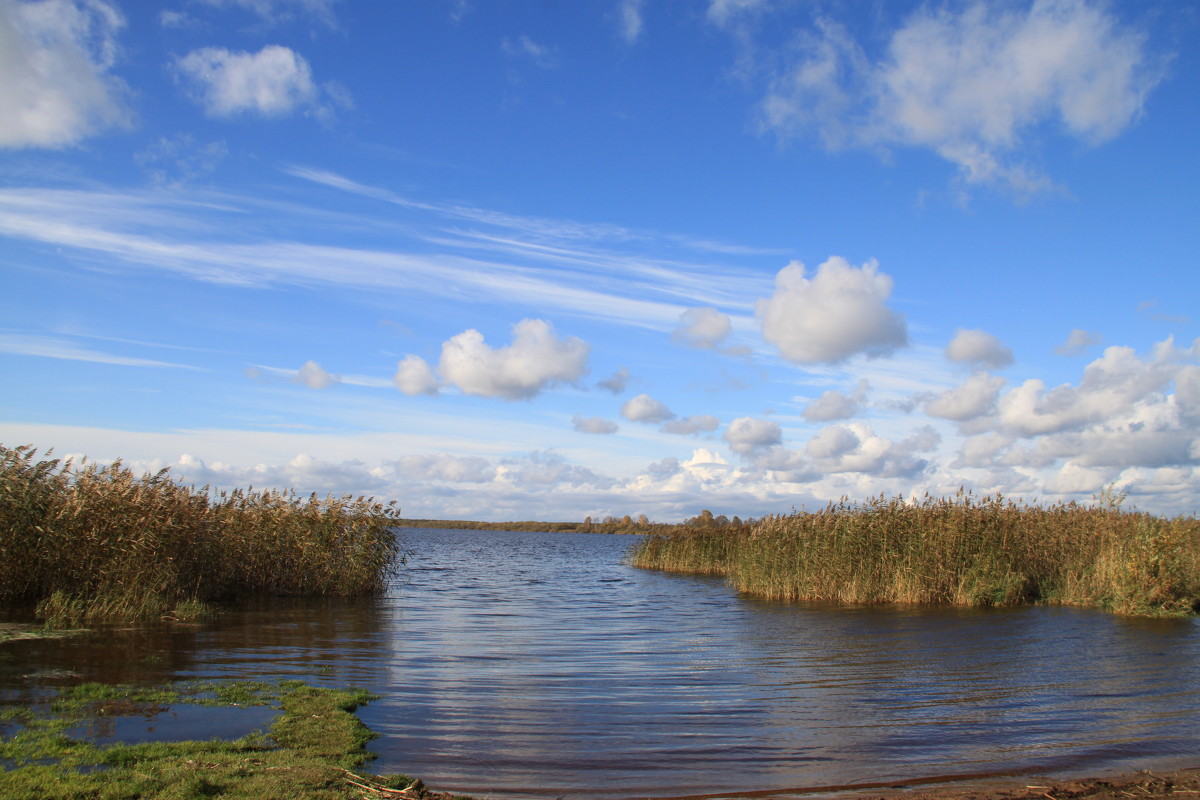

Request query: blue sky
[{"left": 2, "top": 0, "right": 1198, "bottom": 521}]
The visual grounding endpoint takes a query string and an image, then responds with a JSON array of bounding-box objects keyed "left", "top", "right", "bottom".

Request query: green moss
[{"left": 0, "top": 680, "right": 448, "bottom": 800}]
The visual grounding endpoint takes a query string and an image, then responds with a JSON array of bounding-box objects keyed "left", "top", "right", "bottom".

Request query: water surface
[{"left": 2, "top": 528, "right": 1198, "bottom": 799}]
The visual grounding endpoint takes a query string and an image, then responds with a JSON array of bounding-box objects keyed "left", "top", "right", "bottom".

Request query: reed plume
[
  {"left": 631, "top": 492, "right": 1200, "bottom": 617},
  {"left": 0, "top": 444, "right": 403, "bottom": 623}
]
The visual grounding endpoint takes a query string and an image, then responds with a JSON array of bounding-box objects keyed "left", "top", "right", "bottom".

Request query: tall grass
[
  {"left": 0, "top": 444, "right": 403, "bottom": 623},
  {"left": 631, "top": 493, "right": 1200, "bottom": 617}
]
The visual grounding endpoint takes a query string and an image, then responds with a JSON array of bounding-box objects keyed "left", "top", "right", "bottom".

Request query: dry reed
[
  {"left": 0, "top": 444, "right": 403, "bottom": 623},
  {"left": 631, "top": 492, "right": 1200, "bottom": 617}
]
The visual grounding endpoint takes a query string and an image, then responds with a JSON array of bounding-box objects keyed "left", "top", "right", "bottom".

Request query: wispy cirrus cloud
[
  {"left": 0, "top": 180, "right": 768, "bottom": 335},
  {"left": 0, "top": 332, "right": 201, "bottom": 369}
]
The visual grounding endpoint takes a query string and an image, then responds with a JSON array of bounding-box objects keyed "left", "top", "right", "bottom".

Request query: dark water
[{"left": 2, "top": 528, "right": 1198, "bottom": 799}]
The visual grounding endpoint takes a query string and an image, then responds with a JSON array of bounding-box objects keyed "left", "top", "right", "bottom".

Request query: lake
[{"left": 2, "top": 528, "right": 1198, "bottom": 799}]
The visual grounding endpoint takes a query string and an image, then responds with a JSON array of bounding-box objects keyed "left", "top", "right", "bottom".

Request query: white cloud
[
  {"left": 804, "top": 422, "right": 939, "bottom": 478},
  {"left": 997, "top": 341, "right": 1180, "bottom": 437},
  {"left": 392, "top": 355, "right": 440, "bottom": 396},
  {"left": 680, "top": 447, "right": 731, "bottom": 480},
  {"left": 946, "top": 328, "right": 1013, "bottom": 369},
  {"left": 497, "top": 451, "right": 613, "bottom": 488},
  {"left": 295, "top": 359, "right": 338, "bottom": 389},
  {"left": 437, "top": 319, "right": 589, "bottom": 401},
  {"left": 392, "top": 453, "right": 494, "bottom": 483},
  {"left": 1055, "top": 328, "right": 1102, "bottom": 356},
  {"left": 621, "top": 393, "right": 674, "bottom": 424},
  {"left": 1043, "top": 461, "right": 1113, "bottom": 495},
  {"left": 176, "top": 45, "right": 319, "bottom": 117},
  {"left": 673, "top": 307, "right": 732, "bottom": 350},
  {"left": 0, "top": 0, "right": 131, "bottom": 148},
  {"left": 1178, "top": 365, "right": 1200, "bottom": 423},
  {"left": 756, "top": 257, "right": 907, "bottom": 363},
  {"left": 951, "top": 432, "right": 1015, "bottom": 468},
  {"left": 757, "top": 0, "right": 1162, "bottom": 192},
  {"left": 0, "top": 177, "right": 768, "bottom": 337},
  {"left": 925, "top": 372, "right": 1005, "bottom": 421},
  {"left": 573, "top": 415, "right": 619, "bottom": 435},
  {"left": 724, "top": 416, "right": 781, "bottom": 455},
  {"left": 662, "top": 415, "right": 720, "bottom": 436},
  {"left": 596, "top": 366, "right": 631, "bottom": 394},
  {"left": 803, "top": 378, "right": 869, "bottom": 422},
  {"left": 0, "top": 332, "right": 198, "bottom": 369},
  {"left": 618, "top": 0, "right": 642, "bottom": 43}
]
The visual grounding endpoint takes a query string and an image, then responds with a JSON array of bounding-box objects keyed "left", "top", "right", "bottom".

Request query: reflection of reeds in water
[
  {"left": 631, "top": 493, "right": 1200, "bottom": 616},
  {"left": 0, "top": 444, "right": 402, "bottom": 623}
]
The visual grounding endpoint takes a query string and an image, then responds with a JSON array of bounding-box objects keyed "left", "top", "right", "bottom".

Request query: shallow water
[{"left": 2, "top": 528, "right": 1198, "bottom": 799}]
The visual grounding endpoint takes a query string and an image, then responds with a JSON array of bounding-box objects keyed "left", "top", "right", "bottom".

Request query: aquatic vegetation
[
  {"left": 0, "top": 444, "right": 403, "bottom": 623},
  {"left": 631, "top": 493, "right": 1200, "bottom": 616},
  {"left": 0, "top": 679, "right": 447, "bottom": 800}
]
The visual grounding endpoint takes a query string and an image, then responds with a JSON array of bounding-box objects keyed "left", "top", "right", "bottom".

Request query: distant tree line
[{"left": 396, "top": 509, "right": 757, "bottom": 535}]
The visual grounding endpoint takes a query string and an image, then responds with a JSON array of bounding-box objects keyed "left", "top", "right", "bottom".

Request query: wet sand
[{"left": 831, "top": 767, "right": 1200, "bottom": 800}]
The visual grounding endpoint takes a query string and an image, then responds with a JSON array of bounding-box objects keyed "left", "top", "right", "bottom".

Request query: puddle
[{"left": 65, "top": 703, "right": 278, "bottom": 746}]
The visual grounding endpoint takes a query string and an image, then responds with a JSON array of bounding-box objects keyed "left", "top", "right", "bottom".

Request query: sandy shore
[{"left": 834, "top": 767, "right": 1200, "bottom": 800}]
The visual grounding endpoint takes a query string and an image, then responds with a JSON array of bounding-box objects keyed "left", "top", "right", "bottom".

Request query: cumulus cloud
[
  {"left": 997, "top": 341, "right": 1181, "bottom": 437},
  {"left": 724, "top": 416, "right": 782, "bottom": 455},
  {"left": 673, "top": 307, "right": 732, "bottom": 350},
  {"left": 295, "top": 359, "right": 338, "bottom": 389},
  {"left": 176, "top": 45, "right": 319, "bottom": 117},
  {"left": 803, "top": 379, "right": 870, "bottom": 422},
  {"left": 925, "top": 372, "right": 1005, "bottom": 421},
  {"left": 680, "top": 447, "right": 731, "bottom": 479},
  {"left": 573, "top": 415, "right": 618, "bottom": 435},
  {"left": 756, "top": 257, "right": 907, "bottom": 363},
  {"left": 0, "top": 0, "right": 131, "bottom": 148},
  {"left": 758, "top": 0, "right": 1162, "bottom": 192},
  {"left": 805, "top": 423, "right": 939, "bottom": 478},
  {"left": 662, "top": 415, "right": 720, "bottom": 436},
  {"left": 1179, "top": 365, "right": 1200, "bottom": 423},
  {"left": 392, "top": 354, "right": 439, "bottom": 396},
  {"left": 597, "top": 366, "right": 631, "bottom": 394},
  {"left": 621, "top": 393, "right": 674, "bottom": 424},
  {"left": 951, "top": 432, "right": 1015, "bottom": 469},
  {"left": 393, "top": 320, "right": 588, "bottom": 401},
  {"left": 946, "top": 328, "right": 1013, "bottom": 369},
  {"left": 438, "top": 319, "right": 589, "bottom": 401},
  {"left": 1055, "top": 328, "right": 1102, "bottom": 356}
]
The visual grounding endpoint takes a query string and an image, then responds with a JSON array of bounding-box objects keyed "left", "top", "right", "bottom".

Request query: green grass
[
  {"left": 0, "top": 444, "right": 404, "bottom": 623},
  {"left": 631, "top": 492, "right": 1200, "bottom": 617},
  {"left": 0, "top": 680, "right": 448, "bottom": 800}
]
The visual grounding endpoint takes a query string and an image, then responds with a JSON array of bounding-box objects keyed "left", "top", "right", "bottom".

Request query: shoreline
[{"left": 411, "top": 766, "right": 1200, "bottom": 800}]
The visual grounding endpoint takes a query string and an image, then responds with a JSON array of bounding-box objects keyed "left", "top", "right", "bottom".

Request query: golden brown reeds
[
  {"left": 0, "top": 444, "right": 403, "bottom": 623},
  {"left": 630, "top": 492, "right": 1200, "bottom": 617}
]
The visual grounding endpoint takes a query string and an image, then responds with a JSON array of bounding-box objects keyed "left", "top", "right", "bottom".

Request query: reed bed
[
  {"left": 0, "top": 444, "right": 403, "bottom": 623},
  {"left": 630, "top": 493, "right": 1200, "bottom": 617}
]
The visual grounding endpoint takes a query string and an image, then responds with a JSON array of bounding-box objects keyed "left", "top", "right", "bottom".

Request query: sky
[{"left": 2, "top": 0, "right": 1199, "bottom": 522}]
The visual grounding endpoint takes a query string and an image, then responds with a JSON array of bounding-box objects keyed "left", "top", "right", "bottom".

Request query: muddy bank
[{"left": 829, "top": 767, "right": 1200, "bottom": 800}]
